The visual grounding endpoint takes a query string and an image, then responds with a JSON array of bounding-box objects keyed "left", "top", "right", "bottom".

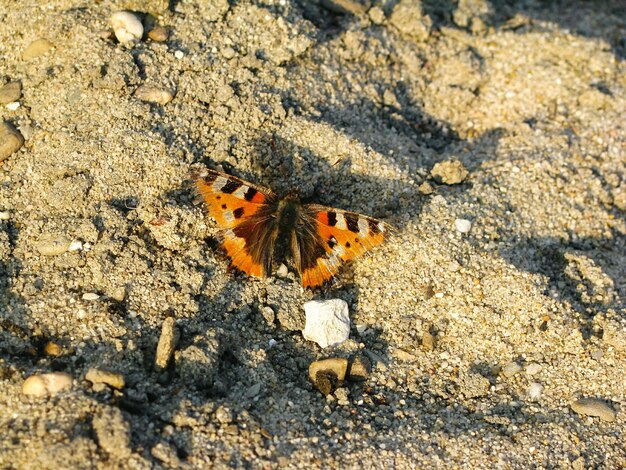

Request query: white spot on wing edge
[
  {"left": 357, "top": 217, "right": 369, "bottom": 237},
  {"left": 335, "top": 213, "right": 347, "bottom": 230},
  {"left": 233, "top": 185, "right": 249, "bottom": 198},
  {"left": 212, "top": 176, "right": 228, "bottom": 192}
]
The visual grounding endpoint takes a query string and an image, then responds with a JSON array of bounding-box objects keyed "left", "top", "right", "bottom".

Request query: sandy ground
[{"left": 0, "top": 0, "right": 625, "bottom": 468}]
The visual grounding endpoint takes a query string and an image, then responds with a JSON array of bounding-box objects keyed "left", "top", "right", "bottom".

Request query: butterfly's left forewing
[
  {"left": 195, "top": 170, "right": 279, "bottom": 279},
  {"left": 294, "top": 204, "right": 389, "bottom": 288}
]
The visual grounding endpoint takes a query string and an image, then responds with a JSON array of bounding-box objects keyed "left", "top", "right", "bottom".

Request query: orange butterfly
[{"left": 195, "top": 169, "right": 390, "bottom": 288}]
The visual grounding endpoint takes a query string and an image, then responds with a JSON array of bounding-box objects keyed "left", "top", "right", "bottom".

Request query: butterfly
[{"left": 195, "top": 169, "right": 390, "bottom": 288}]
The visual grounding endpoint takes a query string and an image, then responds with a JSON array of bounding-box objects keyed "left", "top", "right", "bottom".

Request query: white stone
[
  {"left": 68, "top": 240, "right": 83, "bottom": 251},
  {"left": 525, "top": 362, "right": 542, "bottom": 375},
  {"left": 22, "top": 372, "right": 73, "bottom": 397},
  {"left": 527, "top": 382, "right": 543, "bottom": 400},
  {"left": 455, "top": 218, "right": 472, "bottom": 233},
  {"left": 111, "top": 11, "right": 144, "bottom": 44},
  {"left": 174, "top": 50, "right": 184, "bottom": 59},
  {"left": 502, "top": 361, "right": 522, "bottom": 377},
  {"left": 5, "top": 102, "right": 20, "bottom": 110},
  {"left": 302, "top": 299, "right": 350, "bottom": 348},
  {"left": 82, "top": 293, "right": 100, "bottom": 301},
  {"left": 0, "top": 211, "right": 10, "bottom": 220}
]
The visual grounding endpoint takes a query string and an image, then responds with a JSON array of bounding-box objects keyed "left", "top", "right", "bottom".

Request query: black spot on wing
[
  {"left": 345, "top": 213, "right": 360, "bottom": 233},
  {"left": 346, "top": 241, "right": 351, "bottom": 248},
  {"left": 244, "top": 187, "right": 258, "bottom": 201},
  {"left": 327, "top": 236, "right": 337, "bottom": 249},
  {"left": 233, "top": 207, "right": 245, "bottom": 219},
  {"left": 327, "top": 211, "right": 337, "bottom": 227},
  {"left": 222, "top": 179, "right": 242, "bottom": 194},
  {"left": 368, "top": 219, "right": 381, "bottom": 234}
]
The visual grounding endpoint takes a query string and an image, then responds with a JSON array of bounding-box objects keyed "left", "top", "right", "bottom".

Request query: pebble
[
  {"left": 22, "top": 372, "right": 73, "bottom": 397},
  {"left": 147, "top": 26, "right": 169, "bottom": 42},
  {"left": 392, "top": 348, "right": 417, "bottom": 362},
  {"left": 5, "top": 102, "right": 20, "bottom": 111},
  {"left": 526, "top": 382, "right": 543, "bottom": 400},
  {"left": 276, "top": 263, "right": 289, "bottom": 278},
  {"left": 134, "top": 85, "right": 174, "bottom": 105},
  {"left": 431, "top": 160, "right": 469, "bottom": 185},
  {"left": 525, "top": 363, "right": 542, "bottom": 375},
  {"left": 151, "top": 441, "right": 180, "bottom": 467},
  {"left": 174, "top": 50, "right": 184, "bottom": 59},
  {"left": 368, "top": 6, "right": 386, "bottom": 24},
  {"left": 309, "top": 358, "right": 348, "bottom": 395},
  {"left": 502, "top": 361, "right": 522, "bottom": 378},
  {"left": 571, "top": 398, "right": 616, "bottom": 422},
  {"left": 0, "top": 211, "right": 10, "bottom": 220},
  {"left": 302, "top": 299, "right": 350, "bottom": 348},
  {"left": 155, "top": 317, "right": 179, "bottom": 371},
  {"left": 455, "top": 218, "right": 472, "bottom": 233},
  {"left": 35, "top": 234, "right": 71, "bottom": 256},
  {"left": 23, "top": 38, "right": 54, "bottom": 59},
  {"left": 85, "top": 368, "right": 125, "bottom": 390},
  {"left": 221, "top": 46, "right": 236, "bottom": 59},
  {"left": 0, "top": 121, "right": 25, "bottom": 162},
  {"left": 68, "top": 240, "right": 83, "bottom": 251},
  {"left": 421, "top": 331, "right": 436, "bottom": 350},
  {"left": 82, "top": 293, "right": 100, "bottom": 301},
  {"left": 44, "top": 342, "right": 63, "bottom": 356},
  {"left": 111, "top": 11, "right": 144, "bottom": 44},
  {"left": 389, "top": 0, "right": 431, "bottom": 42},
  {"left": 418, "top": 181, "right": 434, "bottom": 195},
  {"left": 348, "top": 354, "right": 371, "bottom": 381},
  {"left": 0, "top": 81, "right": 22, "bottom": 105},
  {"left": 215, "top": 405, "right": 233, "bottom": 424}
]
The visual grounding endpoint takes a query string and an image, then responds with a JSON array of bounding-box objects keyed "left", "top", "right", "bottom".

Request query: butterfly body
[{"left": 195, "top": 169, "right": 389, "bottom": 288}]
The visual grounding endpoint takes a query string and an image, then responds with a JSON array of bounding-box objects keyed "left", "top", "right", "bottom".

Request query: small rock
[
  {"left": 0, "top": 211, "right": 10, "bottom": 220},
  {"left": 334, "top": 387, "right": 350, "bottom": 405},
  {"left": 23, "top": 372, "right": 72, "bottom": 397},
  {"left": 221, "top": 46, "right": 236, "bottom": 59},
  {"left": 348, "top": 354, "right": 371, "bottom": 381},
  {"left": 174, "top": 50, "right": 184, "bottom": 59},
  {"left": 418, "top": 181, "right": 434, "bottom": 195},
  {"left": 260, "top": 305, "right": 275, "bottom": 325},
  {"left": 35, "top": 235, "right": 71, "bottom": 256},
  {"left": 431, "top": 160, "right": 469, "bottom": 185},
  {"left": 455, "top": 218, "right": 472, "bottom": 233},
  {"left": 85, "top": 368, "right": 125, "bottom": 390},
  {"left": 502, "top": 361, "right": 522, "bottom": 378},
  {"left": 527, "top": 382, "right": 543, "bottom": 400},
  {"left": 421, "top": 331, "right": 436, "bottom": 350},
  {"left": 368, "top": 6, "right": 386, "bottom": 24},
  {"left": 155, "top": 317, "right": 179, "bottom": 371},
  {"left": 151, "top": 441, "right": 180, "bottom": 467},
  {"left": 110, "top": 286, "right": 126, "bottom": 302},
  {"left": 147, "top": 26, "right": 169, "bottom": 42},
  {"left": 111, "top": 11, "right": 144, "bottom": 44},
  {"left": 0, "top": 121, "right": 25, "bottom": 162},
  {"left": 215, "top": 405, "right": 233, "bottom": 424},
  {"left": 0, "top": 82, "right": 22, "bottom": 105},
  {"left": 355, "top": 324, "right": 367, "bottom": 335},
  {"left": 5, "top": 102, "right": 19, "bottom": 111},
  {"left": 392, "top": 348, "right": 417, "bottom": 362},
  {"left": 134, "top": 85, "right": 174, "bottom": 105},
  {"left": 82, "top": 293, "right": 100, "bottom": 301},
  {"left": 302, "top": 299, "right": 350, "bottom": 348},
  {"left": 525, "top": 363, "right": 542, "bottom": 375},
  {"left": 309, "top": 358, "right": 348, "bottom": 395},
  {"left": 571, "top": 398, "right": 616, "bottom": 422},
  {"left": 276, "top": 263, "right": 289, "bottom": 278},
  {"left": 68, "top": 240, "right": 83, "bottom": 252},
  {"left": 389, "top": 0, "right": 431, "bottom": 42},
  {"left": 23, "top": 38, "right": 54, "bottom": 59},
  {"left": 44, "top": 342, "right": 63, "bottom": 356}
]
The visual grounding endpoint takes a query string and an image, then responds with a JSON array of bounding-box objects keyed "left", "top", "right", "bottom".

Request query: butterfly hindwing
[
  {"left": 294, "top": 204, "right": 389, "bottom": 288},
  {"left": 195, "top": 170, "right": 278, "bottom": 278}
]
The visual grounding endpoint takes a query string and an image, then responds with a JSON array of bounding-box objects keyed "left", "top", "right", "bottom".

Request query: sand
[{"left": 0, "top": 0, "right": 624, "bottom": 468}]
